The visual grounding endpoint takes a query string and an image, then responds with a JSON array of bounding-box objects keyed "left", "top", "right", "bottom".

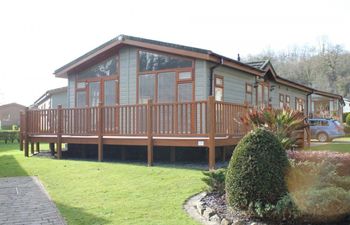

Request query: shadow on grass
[
  {"left": 55, "top": 202, "right": 110, "bottom": 225},
  {"left": 0, "top": 155, "right": 28, "bottom": 177}
]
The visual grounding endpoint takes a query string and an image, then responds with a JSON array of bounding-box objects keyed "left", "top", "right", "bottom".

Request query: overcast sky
[{"left": 0, "top": 0, "right": 349, "bottom": 106}]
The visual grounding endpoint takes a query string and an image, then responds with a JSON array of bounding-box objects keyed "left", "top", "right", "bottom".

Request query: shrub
[
  {"left": 292, "top": 187, "right": 350, "bottom": 223},
  {"left": 241, "top": 107, "right": 307, "bottom": 150},
  {"left": 286, "top": 158, "right": 350, "bottom": 223},
  {"left": 0, "top": 131, "right": 19, "bottom": 143},
  {"left": 201, "top": 168, "right": 226, "bottom": 194},
  {"left": 225, "top": 128, "right": 289, "bottom": 212},
  {"left": 287, "top": 150, "right": 350, "bottom": 176},
  {"left": 346, "top": 113, "right": 350, "bottom": 126}
]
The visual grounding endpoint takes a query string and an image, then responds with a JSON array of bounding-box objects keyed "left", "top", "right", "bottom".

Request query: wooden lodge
[{"left": 20, "top": 35, "right": 344, "bottom": 169}]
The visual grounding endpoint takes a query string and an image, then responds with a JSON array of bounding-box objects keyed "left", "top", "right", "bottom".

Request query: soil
[{"left": 201, "top": 192, "right": 350, "bottom": 225}]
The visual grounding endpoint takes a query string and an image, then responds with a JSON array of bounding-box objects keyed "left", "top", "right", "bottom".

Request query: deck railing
[{"left": 21, "top": 98, "right": 249, "bottom": 138}]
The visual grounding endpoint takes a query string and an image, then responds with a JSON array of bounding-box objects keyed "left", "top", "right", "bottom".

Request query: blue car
[{"left": 308, "top": 118, "right": 345, "bottom": 142}]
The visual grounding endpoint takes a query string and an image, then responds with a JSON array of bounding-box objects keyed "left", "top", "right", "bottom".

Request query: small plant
[
  {"left": 201, "top": 168, "right": 226, "bottom": 194},
  {"left": 241, "top": 106, "right": 307, "bottom": 150}
]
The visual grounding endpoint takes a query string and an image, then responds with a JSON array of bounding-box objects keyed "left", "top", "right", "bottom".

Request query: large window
[
  {"left": 139, "top": 51, "right": 193, "bottom": 72},
  {"left": 139, "top": 74, "right": 156, "bottom": 104},
  {"left": 74, "top": 54, "right": 119, "bottom": 107},
  {"left": 214, "top": 76, "right": 224, "bottom": 102},
  {"left": 137, "top": 50, "right": 194, "bottom": 103}
]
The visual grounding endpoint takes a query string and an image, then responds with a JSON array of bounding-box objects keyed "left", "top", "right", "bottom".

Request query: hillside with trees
[{"left": 245, "top": 39, "right": 350, "bottom": 98}]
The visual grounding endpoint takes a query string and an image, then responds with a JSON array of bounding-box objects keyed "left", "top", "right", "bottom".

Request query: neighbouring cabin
[
  {"left": 32, "top": 87, "right": 68, "bottom": 109},
  {"left": 20, "top": 35, "right": 344, "bottom": 169},
  {"left": 0, "top": 103, "right": 26, "bottom": 129},
  {"left": 310, "top": 94, "right": 343, "bottom": 122}
]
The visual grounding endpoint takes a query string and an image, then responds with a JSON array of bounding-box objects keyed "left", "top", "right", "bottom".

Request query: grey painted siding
[
  {"left": 208, "top": 64, "right": 256, "bottom": 104},
  {"left": 194, "top": 60, "right": 209, "bottom": 101},
  {"left": 67, "top": 75, "right": 75, "bottom": 108},
  {"left": 270, "top": 81, "right": 308, "bottom": 110},
  {"left": 119, "top": 47, "right": 137, "bottom": 105},
  {"left": 51, "top": 92, "right": 67, "bottom": 108}
]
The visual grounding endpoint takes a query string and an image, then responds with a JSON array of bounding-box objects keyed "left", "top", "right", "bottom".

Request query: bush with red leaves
[{"left": 287, "top": 150, "right": 350, "bottom": 176}]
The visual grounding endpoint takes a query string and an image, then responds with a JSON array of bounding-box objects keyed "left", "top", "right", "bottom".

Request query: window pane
[
  {"left": 215, "top": 87, "right": 223, "bottom": 101},
  {"left": 89, "top": 82, "right": 100, "bottom": 107},
  {"left": 245, "top": 93, "right": 252, "bottom": 104},
  {"left": 158, "top": 72, "right": 175, "bottom": 103},
  {"left": 77, "top": 56, "right": 117, "bottom": 78},
  {"left": 139, "top": 74, "right": 155, "bottom": 104},
  {"left": 104, "top": 80, "right": 117, "bottom": 106},
  {"left": 246, "top": 84, "right": 252, "bottom": 93},
  {"left": 257, "top": 85, "right": 262, "bottom": 105},
  {"left": 77, "top": 82, "right": 86, "bottom": 89},
  {"left": 179, "top": 72, "right": 192, "bottom": 80},
  {"left": 139, "top": 51, "right": 192, "bottom": 72},
  {"left": 76, "top": 91, "right": 86, "bottom": 107},
  {"left": 215, "top": 77, "right": 223, "bottom": 86},
  {"left": 178, "top": 83, "right": 193, "bottom": 102}
]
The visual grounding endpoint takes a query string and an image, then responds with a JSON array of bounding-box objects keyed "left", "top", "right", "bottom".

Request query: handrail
[{"left": 22, "top": 99, "right": 250, "bottom": 138}]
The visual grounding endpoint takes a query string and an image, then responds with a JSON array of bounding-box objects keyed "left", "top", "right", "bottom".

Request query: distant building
[
  {"left": 343, "top": 98, "right": 350, "bottom": 113},
  {"left": 32, "top": 87, "right": 67, "bottom": 109},
  {"left": 0, "top": 103, "right": 26, "bottom": 129}
]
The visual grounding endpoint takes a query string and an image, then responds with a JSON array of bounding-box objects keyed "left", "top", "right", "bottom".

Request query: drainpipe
[
  {"left": 209, "top": 57, "right": 224, "bottom": 96},
  {"left": 306, "top": 90, "right": 313, "bottom": 118}
]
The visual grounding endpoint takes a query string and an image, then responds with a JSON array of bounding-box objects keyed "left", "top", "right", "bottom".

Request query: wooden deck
[{"left": 20, "top": 96, "right": 250, "bottom": 169}]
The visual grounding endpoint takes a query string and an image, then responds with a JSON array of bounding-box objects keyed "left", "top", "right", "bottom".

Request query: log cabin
[{"left": 20, "top": 35, "right": 344, "bottom": 169}]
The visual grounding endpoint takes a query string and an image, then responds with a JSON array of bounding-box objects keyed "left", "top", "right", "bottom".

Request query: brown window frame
[
  {"left": 295, "top": 97, "right": 305, "bottom": 112},
  {"left": 214, "top": 75, "right": 224, "bottom": 102},
  {"left": 285, "top": 95, "right": 290, "bottom": 107},
  {"left": 279, "top": 94, "right": 285, "bottom": 108},
  {"left": 245, "top": 83, "right": 253, "bottom": 105},
  {"left": 136, "top": 49, "right": 195, "bottom": 104},
  {"left": 74, "top": 54, "right": 119, "bottom": 107},
  {"left": 256, "top": 82, "right": 270, "bottom": 106}
]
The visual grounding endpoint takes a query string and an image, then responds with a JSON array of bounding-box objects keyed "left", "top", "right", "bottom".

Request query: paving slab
[{"left": 0, "top": 176, "right": 66, "bottom": 225}]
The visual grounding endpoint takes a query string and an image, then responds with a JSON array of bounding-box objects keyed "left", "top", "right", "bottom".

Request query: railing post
[
  {"left": 19, "top": 111, "right": 24, "bottom": 151},
  {"left": 98, "top": 102, "right": 104, "bottom": 162},
  {"left": 147, "top": 99, "right": 154, "bottom": 167},
  {"left": 24, "top": 108, "right": 29, "bottom": 157},
  {"left": 208, "top": 96, "right": 216, "bottom": 170},
  {"left": 57, "top": 105, "right": 62, "bottom": 159}
]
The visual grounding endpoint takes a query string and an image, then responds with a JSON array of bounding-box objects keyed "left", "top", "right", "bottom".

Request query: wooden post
[
  {"left": 24, "top": 108, "right": 29, "bottom": 157},
  {"left": 208, "top": 96, "right": 216, "bottom": 170},
  {"left": 57, "top": 105, "right": 62, "bottom": 159},
  {"left": 170, "top": 146, "right": 176, "bottom": 163},
  {"left": 222, "top": 146, "right": 226, "bottom": 162},
  {"left": 49, "top": 143, "right": 55, "bottom": 156},
  {"left": 98, "top": 102, "right": 104, "bottom": 162},
  {"left": 147, "top": 99, "right": 153, "bottom": 166},
  {"left": 30, "top": 142, "right": 34, "bottom": 155},
  {"left": 19, "top": 112, "right": 23, "bottom": 151},
  {"left": 36, "top": 142, "right": 40, "bottom": 153}
]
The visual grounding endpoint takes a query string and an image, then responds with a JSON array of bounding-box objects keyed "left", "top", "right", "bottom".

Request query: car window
[
  {"left": 320, "top": 121, "right": 328, "bottom": 126},
  {"left": 309, "top": 120, "right": 318, "bottom": 126}
]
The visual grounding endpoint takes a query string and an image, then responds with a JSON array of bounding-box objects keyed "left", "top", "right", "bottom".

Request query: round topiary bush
[
  {"left": 225, "top": 128, "right": 290, "bottom": 210},
  {"left": 346, "top": 113, "right": 350, "bottom": 126}
]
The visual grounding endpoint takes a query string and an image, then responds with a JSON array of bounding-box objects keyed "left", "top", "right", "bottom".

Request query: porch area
[{"left": 20, "top": 97, "right": 251, "bottom": 169}]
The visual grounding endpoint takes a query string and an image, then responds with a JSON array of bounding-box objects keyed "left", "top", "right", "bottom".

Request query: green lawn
[
  {"left": 309, "top": 137, "right": 350, "bottom": 153},
  {"left": 0, "top": 143, "right": 203, "bottom": 225}
]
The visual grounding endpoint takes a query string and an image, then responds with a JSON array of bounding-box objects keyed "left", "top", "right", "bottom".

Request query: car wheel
[{"left": 317, "top": 132, "right": 329, "bottom": 142}]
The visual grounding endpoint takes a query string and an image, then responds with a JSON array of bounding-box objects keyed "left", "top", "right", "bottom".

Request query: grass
[
  {"left": 0, "top": 142, "right": 203, "bottom": 225},
  {"left": 309, "top": 137, "right": 350, "bottom": 153}
]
